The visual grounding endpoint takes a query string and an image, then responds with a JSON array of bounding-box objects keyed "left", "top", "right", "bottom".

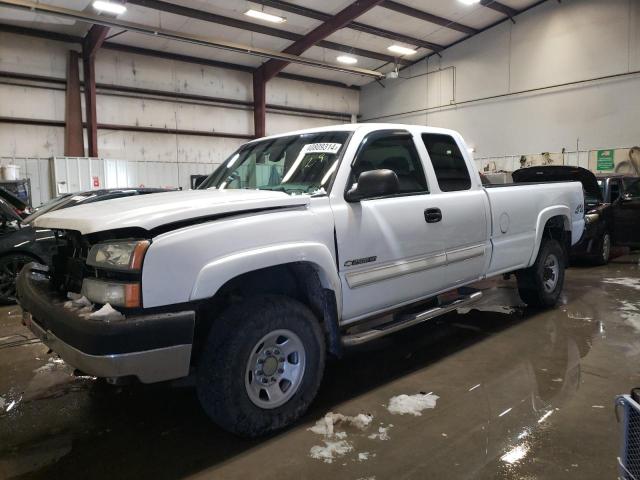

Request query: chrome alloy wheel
[
  {"left": 542, "top": 253, "right": 559, "bottom": 293},
  {"left": 244, "top": 329, "right": 306, "bottom": 409}
]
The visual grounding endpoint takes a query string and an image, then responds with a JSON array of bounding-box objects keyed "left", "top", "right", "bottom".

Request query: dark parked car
[
  {"left": 0, "top": 186, "right": 33, "bottom": 218},
  {"left": 0, "top": 188, "right": 171, "bottom": 303},
  {"left": 513, "top": 166, "right": 640, "bottom": 265}
]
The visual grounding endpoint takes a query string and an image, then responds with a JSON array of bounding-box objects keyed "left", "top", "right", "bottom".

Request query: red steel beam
[
  {"left": 258, "top": 0, "right": 386, "bottom": 82},
  {"left": 380, "top": 0, "right": 478, "bottom": 35},
  {"left": 253, "top": 70, "right": 267, "bottom": 138},
  {"left": 82, "top": 24, "right": 109, "bottom": 157},
  {"left": 64, "top": 50, "right": 84, "bottom": 156}
]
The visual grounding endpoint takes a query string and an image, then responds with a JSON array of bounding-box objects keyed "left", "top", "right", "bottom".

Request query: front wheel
[
  {"left": 196, "top": 295, "right": 326, "bottom": 437},
  {"left": 516, "top": 239, "right": 566, "bottom": 308}
]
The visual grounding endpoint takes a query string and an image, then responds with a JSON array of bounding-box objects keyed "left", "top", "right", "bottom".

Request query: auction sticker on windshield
[{"left": 303, "top": 143, "right": 342, "bottom": 155}]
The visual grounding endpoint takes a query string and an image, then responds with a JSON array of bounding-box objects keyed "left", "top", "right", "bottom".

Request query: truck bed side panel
[{"left": 484, "top": 182, "right": 584, "bottom": 275}]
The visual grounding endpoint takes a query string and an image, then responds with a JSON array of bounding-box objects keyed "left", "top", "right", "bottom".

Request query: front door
[
  {"left": 613, "top": 179, "right": 640, "bottom": 246},
  {"left": 332, "top": 130, "right": 487, "bottom": 322}
]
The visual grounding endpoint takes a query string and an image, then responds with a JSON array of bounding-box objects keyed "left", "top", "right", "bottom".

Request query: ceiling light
[
  {"left": 92, "top": 0, "right": 127, "bottom": 14},
  {"left": 459, "top": 0, "right": 481, "bottom": 5},
  {"left": 387, "top": 45, "right": 417, "bottom": 56},
  {"left": 244, "top": 9, "right": 286, "bottom": 23},
  {"left": 336, "top": 55, "right": 357, "bottom": 64}
]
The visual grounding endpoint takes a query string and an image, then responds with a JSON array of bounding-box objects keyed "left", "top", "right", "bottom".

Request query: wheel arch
[
  {"left": 528, "top": 207, "right": 571, "bottom": 266},
  {"left": 191, "top": 243, "right": 342, "bottom": 358}
]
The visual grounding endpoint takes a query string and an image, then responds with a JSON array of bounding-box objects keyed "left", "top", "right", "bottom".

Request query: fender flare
[
  {"left": 528, "top": 206, "right": 571, "bottom": 266},
  {"left": 190, "top": 241, "right": 342, "bottom": 315}
]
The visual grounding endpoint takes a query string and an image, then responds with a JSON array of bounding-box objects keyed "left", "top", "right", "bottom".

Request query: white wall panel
[{"left": 360, "top": 0, "right": 640, "bottom": 158}]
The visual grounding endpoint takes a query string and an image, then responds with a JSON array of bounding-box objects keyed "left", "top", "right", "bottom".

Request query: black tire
[
  {"left": 591, "top": 231, "right": 611, "bottom": 266},
  {"left": 0, "top": 253, "right": 38, "bottom": 304},
  {"left": 516, "top": 239, "right": 565, "bottom": 308},
  {"left": 196, "top": 295, "right": 326, "bottom": 437}
]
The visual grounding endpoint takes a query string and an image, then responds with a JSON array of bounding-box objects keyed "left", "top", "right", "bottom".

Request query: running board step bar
[{"left": 341, "top": 288, "right": 483, "bottom": 347}]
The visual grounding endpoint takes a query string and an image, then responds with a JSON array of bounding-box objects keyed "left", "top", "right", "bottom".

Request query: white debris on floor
[
  {"left": 603, "top": 277, "right": 640, "bottom": 291},
  {"left": 0, "top": 395, "right": 5, "bottom": 411},
  {"left": 367, "top": 425, "right": 392, "bottom": 441},
  {"left": 32, "top": 356, "right": 65, "bottom": 374},
  {"left": 358, "top": 452, "right": 370, "bottom": 462},
  {"left": 567, "top": 312, "right": 593, "bottom": 321},
  {"left": 87, "top": 303, "right": 125, "bottom": 321},
  {"left": 309, "top": 439, "right": 354, "bottom": 463},
  {"left": 617, "top": 300, "right": 640, "bottom": 331},
  {"left": 387, "top": 393, "right": 439, "bottom": 416},
  {"left": 309, "top": 412, "right": 373, "bottom": 436}
]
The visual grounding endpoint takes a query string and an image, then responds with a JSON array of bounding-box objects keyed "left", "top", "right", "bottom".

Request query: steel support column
[
  {"left": 64, "top": 50, "right": 84, "bottom": 156},
  {"left": 253, "top": 70, "right": 266, "bottom": 139},
  {"left": 82, "top": 24, "right": 109, "bottom": 157}
]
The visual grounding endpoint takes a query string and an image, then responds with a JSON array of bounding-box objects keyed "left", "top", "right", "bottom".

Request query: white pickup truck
[{"left": 17, "top": 124, "right": 584, "bottom": 436}]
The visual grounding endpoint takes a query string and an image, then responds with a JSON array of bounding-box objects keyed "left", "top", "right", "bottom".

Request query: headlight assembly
[{"left": 87, "top": 240, "right": 150, "bottom": 271}]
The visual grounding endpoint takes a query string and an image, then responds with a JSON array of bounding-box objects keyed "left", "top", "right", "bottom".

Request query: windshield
[{"left": 199, "top": 131, "right": 351, "bottom": 195}]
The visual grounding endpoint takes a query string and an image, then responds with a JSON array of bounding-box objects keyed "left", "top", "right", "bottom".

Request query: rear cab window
[{"left": 421, "top": 133, "right": 471, "bottom": 192}]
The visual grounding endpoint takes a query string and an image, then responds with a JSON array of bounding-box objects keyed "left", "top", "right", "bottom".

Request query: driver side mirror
[{"left": 345, "top": 169, "right": 399, "bottom": 202}]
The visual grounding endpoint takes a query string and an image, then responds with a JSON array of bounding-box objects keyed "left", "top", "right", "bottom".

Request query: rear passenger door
[
  {"left": 417, "top": 133, "right": 490, "bottom": 284},
  {"left": 613, "top": 179, "right": 640, "bottom": 247}
]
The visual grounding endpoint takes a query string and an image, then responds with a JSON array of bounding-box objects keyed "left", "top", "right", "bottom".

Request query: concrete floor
[{"left": 1, "top": 254, "right": 639, "bottom": 479}]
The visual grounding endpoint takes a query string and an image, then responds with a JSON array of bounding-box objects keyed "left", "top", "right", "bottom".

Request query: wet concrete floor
[{"left": 1, "top": 254, "right": 639, "bottom": 479}]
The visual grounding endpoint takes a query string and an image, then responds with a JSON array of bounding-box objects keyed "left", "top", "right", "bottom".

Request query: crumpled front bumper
[{"left": 17, "top": 263, "right": 195, "bottom": 383}]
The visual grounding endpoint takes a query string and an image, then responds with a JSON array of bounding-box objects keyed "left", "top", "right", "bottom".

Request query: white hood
[{"left": 32, "top": 189, "right": 309, "bottom": 235}]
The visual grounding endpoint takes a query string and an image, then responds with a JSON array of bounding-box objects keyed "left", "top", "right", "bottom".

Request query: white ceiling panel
[{"left": 0, "top": 0, "right": 543, "bottom": 87}]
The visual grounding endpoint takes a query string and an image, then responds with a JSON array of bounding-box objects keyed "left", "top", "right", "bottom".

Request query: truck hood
[
  {"left": 512, "top": 166, "right": 602, "bottom": 202},
  {"left": 32, "top": 189, "right": 310, "bottom": 235}
]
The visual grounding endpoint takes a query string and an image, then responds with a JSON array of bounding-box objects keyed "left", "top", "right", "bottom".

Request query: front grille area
[{"left": 49, "top": 230, "right": 91, "bottom": 295}]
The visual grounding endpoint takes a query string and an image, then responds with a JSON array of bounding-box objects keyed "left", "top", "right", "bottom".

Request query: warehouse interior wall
[
  {"left": 360, "top": 0, "right": 640, "bottom": 160},
  {"left": 0, "top": 30, "right": 359, "bottom": 175}
]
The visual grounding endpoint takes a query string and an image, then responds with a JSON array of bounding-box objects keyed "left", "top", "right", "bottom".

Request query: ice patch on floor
[
  {"left": 367, "top": 424, "right": 392, "bottom": 441},
  {"left": 501, "top": 444, "right": 529, "bottom": 464},
  {"left": 309, "top": 439, "right": 353, "bottom": 463},
  {"left": 309, "top": 412, "right": 373, "bottom": 436},
  {"left": 618, "top": 300, "right": 640, "bottom": 331},
  {"left": 603, "top": 277, "right": 640, "bottom": 291},
  {"left": 387, "top": 393, "right": 439, "bottom": 416},
  {"left": 33, "top": 356, "right": 65, "bottom": 374},
  {"left": 567, "top": 312, "right": 593, "bottom": 321},
  {"left": 0, "top": 395, "right": 5, "bottom": 411},
  {"left": 358, "top": 452, "right": 370, "bottom": 462}
]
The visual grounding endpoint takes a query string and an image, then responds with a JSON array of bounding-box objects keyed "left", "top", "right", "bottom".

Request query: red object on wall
[{"left": 93, "top": 176, "right": 100, "bottom": 187}]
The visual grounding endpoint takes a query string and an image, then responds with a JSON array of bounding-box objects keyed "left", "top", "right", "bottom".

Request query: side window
[
  {"left": 350, "top": 132, "right": 428, "bottom": 195},
  {"left": 610, "top": 180, "right": 621, "bottom": 202},
  {"left": 626, "top": 180, "right": 640, "bottom": 198},
  {"left": 421, "top": 134, "right": 471, "bottom": 192}
]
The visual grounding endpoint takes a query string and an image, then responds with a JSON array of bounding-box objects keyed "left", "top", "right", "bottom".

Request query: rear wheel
[
  {"left": 0, "top": 253, "right": 37, "bottom": 304},
  {"left": 591, "top": 231, "right": 611, "bottom": 266},
  {"left": 516, "top": 239, "right": 565, "bottom": 308},
  {"left": 196, "top": 295, "right": 325, "bottom": 437}
]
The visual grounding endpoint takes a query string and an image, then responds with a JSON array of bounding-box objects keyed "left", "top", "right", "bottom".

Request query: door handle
[{"left": 424, "top": 208, "right": 442, "bottom": 223}]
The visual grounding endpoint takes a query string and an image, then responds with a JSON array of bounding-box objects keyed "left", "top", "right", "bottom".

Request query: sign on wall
[{"left": 596, "top": 150, "right": 615, "bottom": 171}]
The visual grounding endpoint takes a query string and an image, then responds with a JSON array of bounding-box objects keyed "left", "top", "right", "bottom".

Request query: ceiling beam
[
  {"left": 380, "top": 0, "right": 478, "bottom": 35},
  {"left": 126, "top": 0, "right": 407, "bottom": 65},
  {"left": 0, "top": 23, "right": 361, "bottom": 89},
  {"left": 480, "top": 0, "right": 518, "bottom": 18},
  {"left": 258, "top": 0, "right": 444, "bottom": 51},
  {"left": 83, "top": 24, "right": 109, "bottom": 57},
  {"left": 0, "top": 0, "right": 385, "bottom": 79},
  {"left": 257, "top": 0, "right": 387, "bottom": 82}
]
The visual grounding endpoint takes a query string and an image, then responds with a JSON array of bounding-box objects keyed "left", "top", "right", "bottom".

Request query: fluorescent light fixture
[
  {"left": 92, "top": 0, "right": 127, "bottom": 14},
  {"left": 459, "top": 0, "right": 481, "bottom": 4},
  {"left": 336, "top": 55, "right": 357, "bottom": 64},
  {"left": 244, "top": 9, "right": 286, "bottom": 23},
  {"left": 387, "top": 45, "right": 417, "bottom": 56}
]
